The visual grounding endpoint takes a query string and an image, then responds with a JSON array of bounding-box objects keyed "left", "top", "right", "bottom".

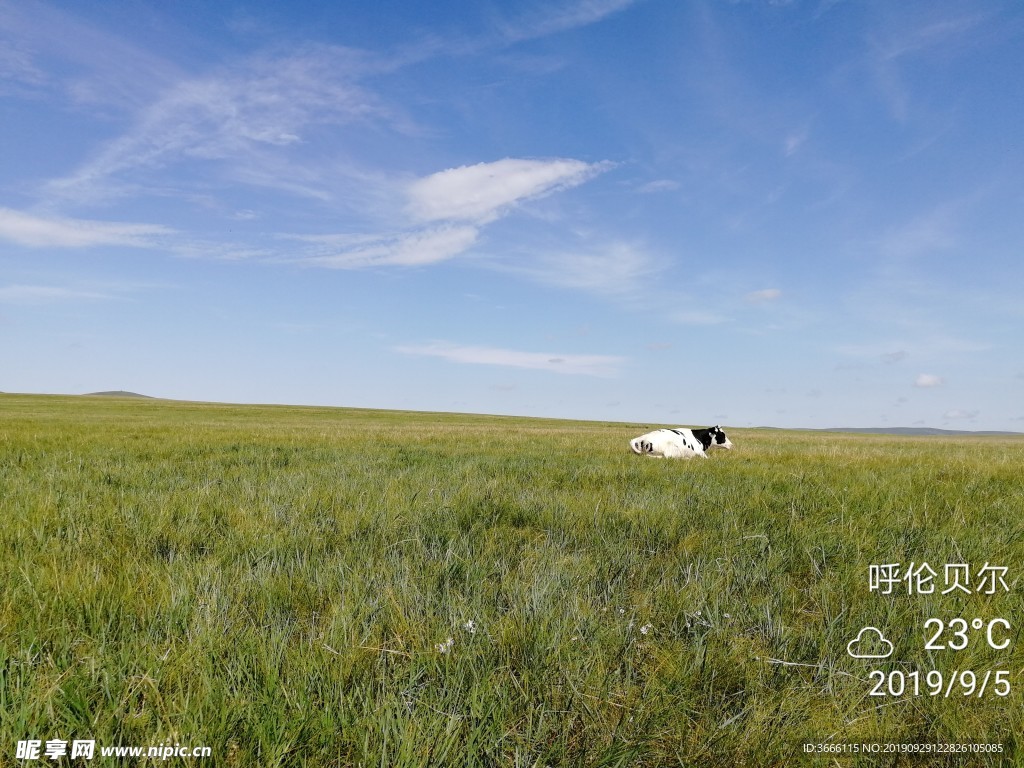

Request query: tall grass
[{"left": 2, "top": 394, "right": 1023, "bottom": 766}]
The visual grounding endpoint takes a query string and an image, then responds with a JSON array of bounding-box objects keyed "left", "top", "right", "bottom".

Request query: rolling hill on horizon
[
  {"left": 757, "top": 425, "right": 1022, "bottom": 437},
  {"left": 3, "top": 390, "right": 1020, "bottom": 436},
  {"left": 83, "top": 393, "right": 1024, "bottom": 436},
  {"left": 83, "top": 390, "right": 155, "bottom": 399}
]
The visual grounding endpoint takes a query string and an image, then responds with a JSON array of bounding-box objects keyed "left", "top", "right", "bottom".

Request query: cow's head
[{"left": 708, "top": 425, "right": 733, "bottom": 450}]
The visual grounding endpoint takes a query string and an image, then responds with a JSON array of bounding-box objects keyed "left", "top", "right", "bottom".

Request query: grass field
[{"left": 2, "top": 393, "right": 1023, "bottom": 766}]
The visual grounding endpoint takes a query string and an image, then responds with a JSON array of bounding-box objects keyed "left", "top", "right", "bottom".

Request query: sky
[{"left": 2, "top": 0, "right": 1023, "bottom": 430}]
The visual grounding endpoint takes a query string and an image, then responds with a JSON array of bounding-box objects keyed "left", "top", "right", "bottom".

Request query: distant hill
[
  {"left": 821, "top": 426, "right": 1022, "bottom": 437},
  {"left": 84, "top": 390, "right": 155, "bottom": 399},
  {"left": 753, "top": 425, "right": 1021, "bottom": 437}
]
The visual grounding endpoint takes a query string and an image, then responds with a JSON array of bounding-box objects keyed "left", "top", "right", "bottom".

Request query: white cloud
[
  {"left": 406, "top": 158, "right": 605, "bottom": 224},
  {"left": 745, "top": 288, "right": 782, "bottom": 303},
  {"left": 396, "top": 341, "right": 624, "bottom": 377},
  {"left": 914, "top": 373, "right": 943, "bottom": 388},
  {"left": 0, "top": 207, "right": 171, "bottom": 248},
  {"left": 281, "top": 156, "right": 608, "bottom": 273}
]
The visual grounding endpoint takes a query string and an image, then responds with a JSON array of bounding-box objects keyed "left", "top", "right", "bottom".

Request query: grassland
[{"left": 2, "top": 393, "right": 1023, "bottom": 766}]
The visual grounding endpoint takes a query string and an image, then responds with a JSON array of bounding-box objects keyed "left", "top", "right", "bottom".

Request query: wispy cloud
[
  {"left": 396, "top": 341, "right": 624, "bottom": 377},
  {"left": 671, "top": 310, "right": 728, "bottom": 326},
  {"left": 0, "top": 1, "right": 181, "bottom": 107},
  {"left": 867, "top": 12, "right": 989, "bottom": 122},
  {"left": 635, "top": 179, "right": 680, "bottom": 194},
  {"left": 406, "top": 158, "right": 606, "bottom": 224},
  {"left": 873, "top": 14, "right": 988, "bottom": 64},
  {"left": 0, "top": 41, "right": 47, "bottom": 93},
  {"left": 881, "top": 350, "right": 908, "bottom": 364},
  {"left": 879, "top": 204, "right": 959, "bottom": 260},
  {"left": 0, "top": 207, "right": 172, "bottom": 248},
  {"left": 299, "top": 225, "right": 480, "bottom": 269},
  {"left": 495, "top": 0, "right": 642, "bottom": 43},
  {"left": 943, "top": 408, "right": 979, "bottom": 420},
  {"left": 44, "top": 45, "right": 390, "bottom": 204},
  {"left": 783, "top": 125, "right": 810, "bottom": 156},
  {"left": 0, "top": 284, "right": 113, "bottom": 303},
  {"left": 836, "top": 336, "right": 990, "bottom": 362},
  {"left": 504, "top": 240, "right": 659, "bottom": 298}
]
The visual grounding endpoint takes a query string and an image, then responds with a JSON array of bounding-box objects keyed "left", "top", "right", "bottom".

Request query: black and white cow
[{"left": 629, "top": 425, "right": 733, "bottom": 459}]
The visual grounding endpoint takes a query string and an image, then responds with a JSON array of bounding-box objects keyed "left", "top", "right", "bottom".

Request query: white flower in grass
[
  {"left": 463, "top": 620, "right": 477, "bottom": 634},
  {"left": 618, "top": 607, "right": 626, "bottom": 615},
  {"left": 436, "top": 637, "right": 454, "bottom": 654},
  {"left": 640, "top": 623, "right": 653, "bottom": 635}
]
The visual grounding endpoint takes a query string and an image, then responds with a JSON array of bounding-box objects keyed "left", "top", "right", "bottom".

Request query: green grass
[{"left": 2, "top": 393, "right": 1023, "bottom": 766}]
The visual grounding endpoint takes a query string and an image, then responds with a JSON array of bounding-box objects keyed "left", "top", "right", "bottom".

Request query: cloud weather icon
[{"left": 847, "top": 627, "right": 894, "bottom": 659}]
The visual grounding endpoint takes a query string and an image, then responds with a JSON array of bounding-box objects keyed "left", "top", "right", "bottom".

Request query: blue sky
[{"left": 2, "top": 0, "right": 1022, "bottom": 430}]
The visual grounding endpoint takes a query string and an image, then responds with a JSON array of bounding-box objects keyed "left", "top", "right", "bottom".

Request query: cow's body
[{"left": 629, "top": 425, "right": 733, "bottom": 459}]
